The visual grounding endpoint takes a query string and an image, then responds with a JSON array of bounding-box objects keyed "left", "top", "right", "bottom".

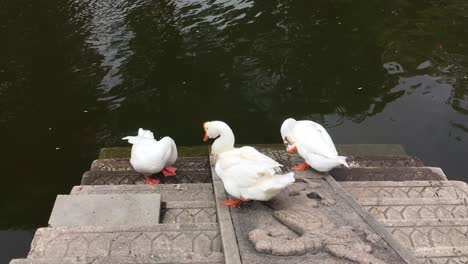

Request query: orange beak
[
  {"left": 287, "top": 146, "right": 297, "bottom": 154},
  {"left": 203, "top": 122, "right": 209, "bottom": 142}
]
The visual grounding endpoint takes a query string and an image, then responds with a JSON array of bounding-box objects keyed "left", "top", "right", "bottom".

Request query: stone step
[
  {"left": 342, "top": 181, "right": 468, "bottom": 220},
  {"left": 386, "top": 224, "right": 468, "bottom": 259},
  {"left": 71, "top": 184, "right": 215, "bottom": 202},
  {"left": 70, "top": 184, "right": 217, "bottom": 224},
  {"left": 341, "top": 180, "right": 468, "bottom": 264},
  {"left": 342, "top": 180, "right": 468, "bottom": 199},
  {"left": 11, "top": 255, "right": 224, "bottom": 264},
  {"left": 346, "top": 156, "right": 424, "bottom": 168},
  {"left": 331, "top": 167, "right": 447, "bottom": 182},
  {"left": 90, "top": 157, "right": 210, "bottom": 173},
  {"left": 81, "top": 170, "right": 212, "bottom": 185},
  {"left": 25, "top": 224, "right": 222, "bottom": 261},
  {"left": 336, "top": 144, "right": 408, "bottom": 157},
  {"left": 49, "top": 194, "right": 161, "bottom": 227},
  {"left": 162, "top": 201, "right": 216, "bottom": 224}
]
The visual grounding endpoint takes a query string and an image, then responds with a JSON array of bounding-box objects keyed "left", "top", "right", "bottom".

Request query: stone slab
[
  {"left": 11, "top": 256, "right": 224, "bottom": 264},
  {"left": 71, "top": 184, "right": 218, "bottom": 224},
  {"left": 347, "top": 156, "right": 424, "bottom": 168},
  {"left": 48, "top": 194, "right": 161, "bottom": 227},
  {"left": 343, "top": 180, "right": 468, "bottom": 264},
  {"left": 81, "top": 170, "right": 211, "bottom": 185},
  {"left": 341, "top": 180, "right": 468, "bottom": 199},
  {"left": 211, "top": 147, "right": 417, "bottom": 264},
  {"left": 162, "top": 202, "right": 217, "bottom": 224},
  {"left": 331, "top": 167, "right": 448, "bottom": 182},
  {"left": 210, "top": 155, "right": 242, "bottom": 264},
  {"left": 71, "top": 184, "right": 214, "bottom": 202},
  {"left": 91, "top": 157, "right": 210, "bottom": 173},
  {"left": 98, "top": 144, "right": 408, "bottom": 159},
  {"left": 27, "top": 224, "right": 222, "bottom": 260}
]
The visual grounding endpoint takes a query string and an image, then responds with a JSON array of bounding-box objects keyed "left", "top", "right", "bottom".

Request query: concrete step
[
  {"left": 24, "top": 224, "right": 222, "bottom": 261},
  {"left": 342, "top": 180, "right": 468, "bottom": 220},
  {"left": 11, "top": 256, "right": 224, "bottom": 264},
  {"left": 342, "top": 180, "right": 468, "bottom": 264},
  {"left": 161, "top": 201, "right": 217, "bottom": 224},
  {"left": 71, "top": 184, "right": 215, "bottom": 202},
  {"left": 49, "top": 194, "right": 161, "bottom": 227},
  {"left": 81, "top": 170, "right": 212, "bottom": 185},
  {"left": 341, "top": 181, "right": 468, "bottom": 199},
  {"left": 331, "top": 167, "right": 447, "bottom": 181},
  {"left": 361, "top": 199, "right": 468, "bottom": 221},
  {"left": 90, "top": 157, "right": 210, "bottom": 173},
  {"left": 347, "top": 156, "right": 424, "bottom": 168}
]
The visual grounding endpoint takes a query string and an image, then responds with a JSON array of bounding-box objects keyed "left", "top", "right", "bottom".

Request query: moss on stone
[
  {"left": 98, "top": 144, "right": 285, "bottom": 159},
  {"left": 98, "top": 144, "right": 407, "bottom": 159},
  {"left": 99, "top": 146, "right": 209, "bottom": 159}
]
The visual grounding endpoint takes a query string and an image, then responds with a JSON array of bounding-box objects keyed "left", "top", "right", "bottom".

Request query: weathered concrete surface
[
  {"left": 70, "top": 184, "right": 217, "bottom": 224},
  {"left": 24, "top": 224, "right": 222, "bottom": 262},
  {"left": 81, "top": 170, "right": 212, "bottom": 185},
  {"left": 331, "top": 167, "right": 447, "bottom": 182},
  {"left": 91, "top": 157, "right": 210, "bottom": 173},
  {"left": 84, "top": 157, "right": 212, "bottom": 185},
  {"left": 211, "top": 148, "right": 417, "bottom": 264},
  {"left": 162, "top": 201, "right": 217, "bottom": 224},
  {"left": 342, "top": 180, "right": 468, "bottom": 264},
  {"left": 49, "top": 194, "right": 161, "bottom": 227},
  {"left": 341, "top": 181, "right": 468, "bottom": 199},
  {"left": 11, "top": 256, "right": 224, "bottom": 264},
  {"left": 347, "top": 156, "right": 424, "bottom": 168},
  {"left": 98, "top": 144, "right": 408, "bottom": 160},
  {"left": 71, "top": 184, "right": 214, "bottom": 202}
]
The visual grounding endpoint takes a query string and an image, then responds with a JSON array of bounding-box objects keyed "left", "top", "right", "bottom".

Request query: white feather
[{"left": 122, "top": 128, "right": 177, "bottom": 176}]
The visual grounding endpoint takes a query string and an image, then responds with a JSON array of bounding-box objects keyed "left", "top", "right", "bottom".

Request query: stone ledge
[
  {"left": 28, "top": 224, "right": 222, "bottom": 260},
  {"left": 48, "top": 194, "right": 161, "bottom": 227},
  {"left": 357, "top": 197, "right": 468, "bottom": 206},
  {"left": 342, "top": 180, "right": 468, "bottom": 201},
  {"left": 331, "top": 167, "right": 448, "bottom": 181},
  {"left": 98, "top": 144, "right": 408, "bottom": 159},
  {"left": 381, "top": 218, "right": 468, "bottom": 227},
  {"left": 91, "top": 157, "right": 210, "bottom": 172},
  {"left": 71, "top": 184, "right": 214, "bottom": 202},
  {"left": 81, "top": 170, "right": 211, "bottom": 185},
  {"left": 347, "top": 156, "right": 424, "bottom": 168}
]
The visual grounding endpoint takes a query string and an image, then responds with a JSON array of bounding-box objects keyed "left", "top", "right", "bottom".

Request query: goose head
[
  {"left": 203, "top": 121, "right": 235, "bottom": 156},
  {"left": 280, "top": 118, "right": 298, "bottom": 154}
]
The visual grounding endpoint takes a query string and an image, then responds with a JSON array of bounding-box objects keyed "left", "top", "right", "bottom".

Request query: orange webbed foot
[
  {"left": 221, "top": 199, "right": 243, "bottom": 208},
  {"left": 145, "top": 176, "right": 160, "bottom": 185},
  {"left": 162, "top": 166, "right": 177, "bottom": 177},
  {"left": 292, "top": 162, "right": 310, "bottom": 171}
]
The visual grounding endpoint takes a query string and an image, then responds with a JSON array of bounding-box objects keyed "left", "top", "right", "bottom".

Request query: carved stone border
[
  {"left": 209, "top": 155, "right": 242, "bottom": 264},
  {"left": 324, "top": 174, "right": 419, "bottom": 264}
]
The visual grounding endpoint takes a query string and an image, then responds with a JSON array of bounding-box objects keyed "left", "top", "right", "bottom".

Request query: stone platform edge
[
  {"left": 209, "top": 155, "right": 242, "bottom": 264},
  {"left": 324, "top": 174, "right": 419, "bottom": 263},
  {"left": 100, "top": 144, "right": 408, "bottom": 159}
]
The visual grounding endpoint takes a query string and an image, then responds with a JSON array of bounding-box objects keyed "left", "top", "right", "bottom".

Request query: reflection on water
[{"left": 1, "top": 0, "right": 468, "bottom": 261}]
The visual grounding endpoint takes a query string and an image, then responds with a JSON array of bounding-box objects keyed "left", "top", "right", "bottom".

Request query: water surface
[{"left": 1, "top": 0, "right": 468, "bottom": 262}]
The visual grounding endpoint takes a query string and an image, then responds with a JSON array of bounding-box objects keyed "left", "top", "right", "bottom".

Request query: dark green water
[{"left": 1, "top": 0, "right": 468, "bottom": 262}]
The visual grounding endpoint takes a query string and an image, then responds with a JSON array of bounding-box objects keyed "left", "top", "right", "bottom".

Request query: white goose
[
  {"left": 123, "top": 128, "right": 178, "bottom": 184},
  {"left": 280, "top": 118, "right": 348, "bottom": 172},
  {"left": 203, "top": 121, "right": 295, "bottom": 207}
]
